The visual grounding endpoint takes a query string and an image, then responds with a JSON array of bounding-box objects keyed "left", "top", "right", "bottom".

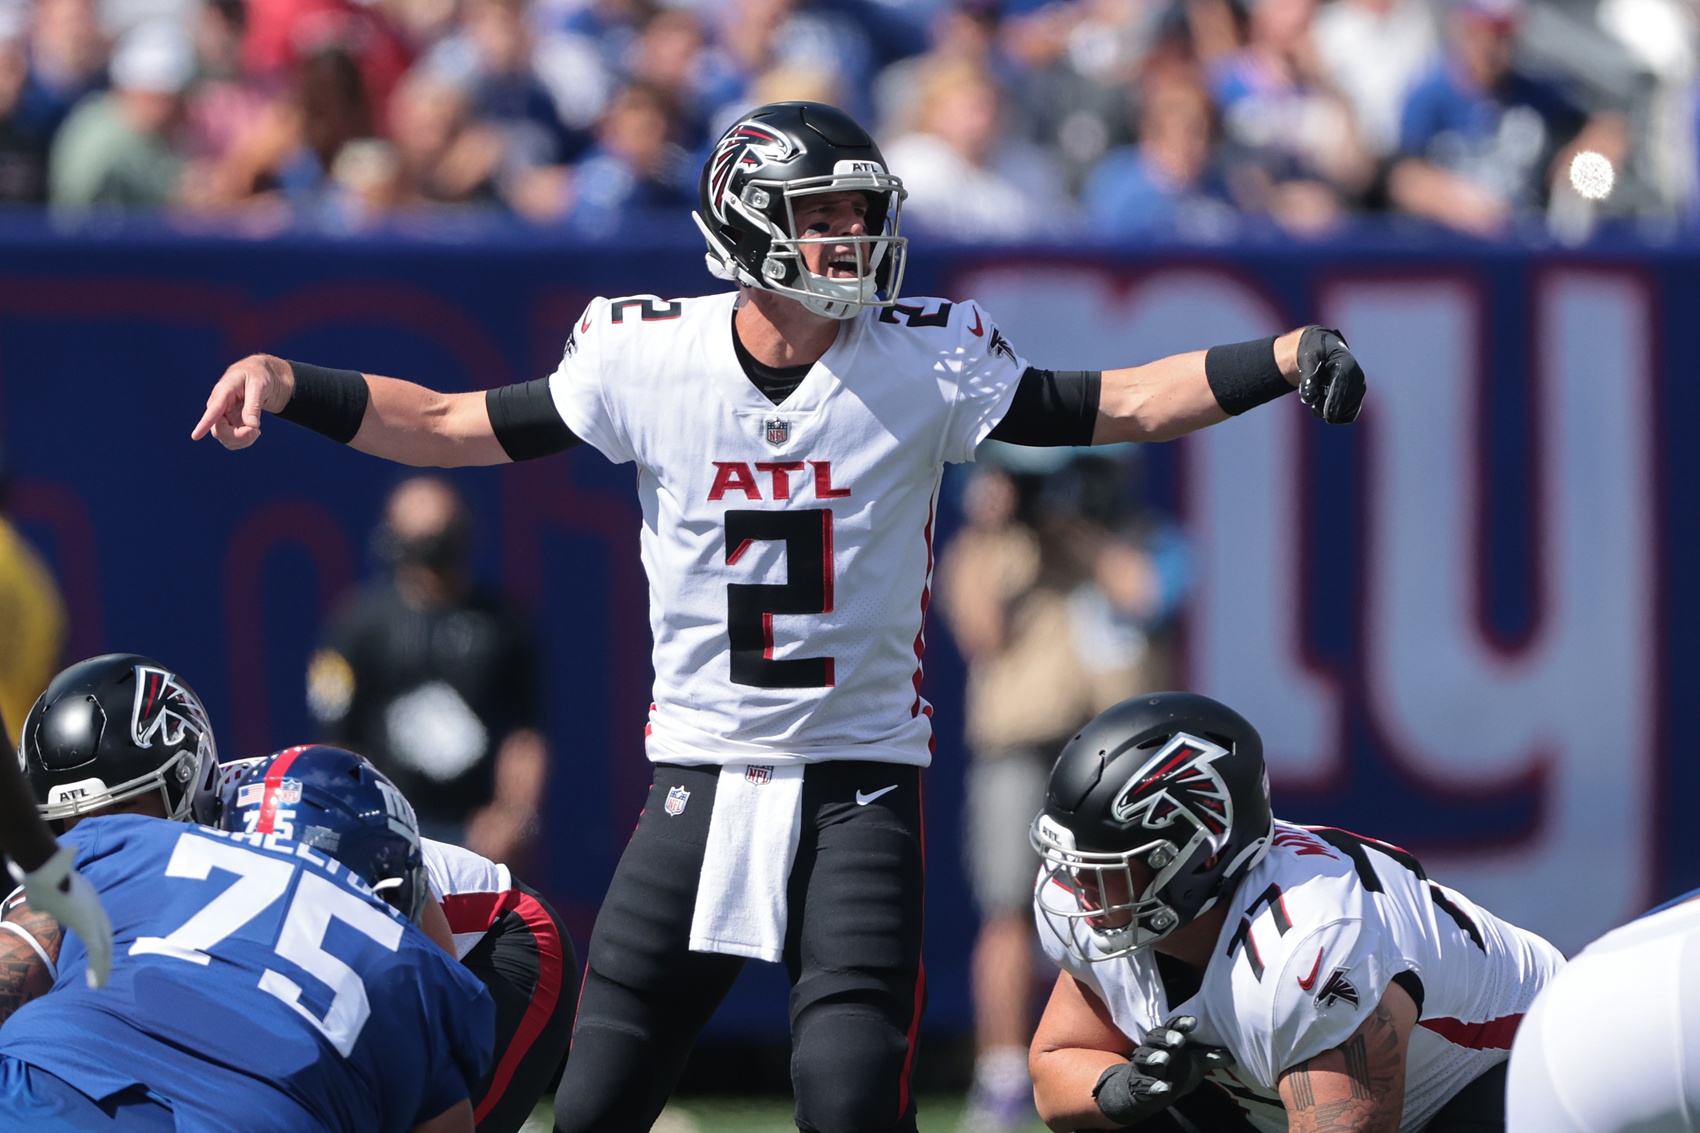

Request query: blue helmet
[{"left": 219, "top": 745, "right": 429, "bottom": 924}]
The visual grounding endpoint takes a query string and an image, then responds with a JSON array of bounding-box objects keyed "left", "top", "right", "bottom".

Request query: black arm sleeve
[
  {"left": 985, "top": 367, "right": 1101, "bottom": 447},
  {"left": 486, "top": 378, "right": 582, "bottom": 461}
]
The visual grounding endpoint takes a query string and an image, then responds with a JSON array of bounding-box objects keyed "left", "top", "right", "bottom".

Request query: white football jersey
[
  {"left": 1037, "top": 821, "right": 1564, "bottom": 1131},
  {"left": 547, "top": 290, "right": 1027, "bottom": 767},
  {"left": 1508, "top": 893, "right": 1700, "bottom": 1132},
  {"left": 423, "top": 838, "right": 513, "bottom": 960}
]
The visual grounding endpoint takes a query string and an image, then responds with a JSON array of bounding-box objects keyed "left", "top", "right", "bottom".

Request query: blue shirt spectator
[{"left": 1085, "top": 62, "right": 1235, "bottom": 238}]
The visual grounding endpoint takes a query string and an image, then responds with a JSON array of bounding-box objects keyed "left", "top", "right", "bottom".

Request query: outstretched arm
[
  {"left": 1094, "top": 326, "right": 1365, "bottom": 444},
  {"left": 193, "top": 355, "right": 516, "bottom": 468}
]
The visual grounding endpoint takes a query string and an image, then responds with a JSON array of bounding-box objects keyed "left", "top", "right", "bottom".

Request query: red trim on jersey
[
  {"left": 909, "top": 491, "right": 938, "bottom": 717},
  {"left": 256, "top": 745, "right": 309, "bottom": 834},
  {"left": 473, "top": 889, "right": 568, "bottom": 1123},
  {"left": 726, "top": 538, "right": 754, "bottom": 566},
  {"left": 1419, "top": 1013, "right": 1524, "bottom": 1050},
  {"left": 821, "top": 510, "right": 835, "bottom": 613},
  {"left": 897, "top": 775, "right": 927, "bottom": 1120},
  {"left": 762, "top": 612, "right": 776, "bottom": 660},
  {"left": 438, "top": 891, "right": 507, "bottom": 937}
]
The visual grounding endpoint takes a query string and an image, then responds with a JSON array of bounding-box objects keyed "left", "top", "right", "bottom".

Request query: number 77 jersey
[
  {"left": 548, "top": 291, "right": 1028, "bottom": 767},
  {"left": 0, "top": 814, "right": 495, "bottom": 1133}
]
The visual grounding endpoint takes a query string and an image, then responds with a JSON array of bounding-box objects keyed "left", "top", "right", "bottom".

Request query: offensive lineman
[
  {"left": 191, "top": 101, "right": 1369, "bottom": 1133},
  {"left": 1029, "top": 692, "right": 1563, "bottom": 1132},
  {"left": 0, "top": 655, "right": 495, "bottom": 1133}
]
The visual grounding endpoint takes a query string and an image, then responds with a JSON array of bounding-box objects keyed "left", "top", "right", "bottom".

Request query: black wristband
[
  {"left": 277, "top": 361, "right": 369, "bottom": 444},
  {"left": 1204, "top": 336, "right": 1292, "bottom": 416}
]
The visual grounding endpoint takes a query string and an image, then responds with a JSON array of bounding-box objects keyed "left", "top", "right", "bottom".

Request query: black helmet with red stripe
[
  {"left": 219, "top": 745, "right": 428, "bottom": 924},
  {"left": 694, "top": 101, "right": 907, "bottom": 320},
  {"left": 1031, "top": 692, "right": 1273, "bottom": 961},
  {"left": 21, "top": 654, "right": 220, "bottom": 825}
]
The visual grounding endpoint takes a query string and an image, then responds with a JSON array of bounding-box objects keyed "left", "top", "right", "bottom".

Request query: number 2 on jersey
[
  {"left": 724, "top": 509, "right": 835, "bottom": 688},
  {"left": 131, "top": 832, "right": 404, "bottom": 1056}
]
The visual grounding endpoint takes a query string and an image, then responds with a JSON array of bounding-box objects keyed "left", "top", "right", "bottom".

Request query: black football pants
[{"left": 552, "top": 761, "right": 927, "bottom": 1133}]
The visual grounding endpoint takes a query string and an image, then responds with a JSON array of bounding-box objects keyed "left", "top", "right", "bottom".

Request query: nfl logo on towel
[
  {"left": 764, "top": 418, "right": 789, "bottom": 446},
  {"left": 745, "top": 765, "right": 774, "bottom": 786},
  {"left": 665, "top": 785, "right": 690, "bottom": 816}
]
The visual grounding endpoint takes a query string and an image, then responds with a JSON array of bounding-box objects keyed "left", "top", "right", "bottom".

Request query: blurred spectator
[
  {"left": 241, "top": 0, "right": 413, "bottom": 126},
  {"left": 0, "top": 448, "right": 68, "bottom": 750},
  {"left": 882, "top": 57, "right": 1073, "bottom": 238},
  {"left": 50, "top": 19, "right": 191, "bottom": 207},
  {"left": 566, "top": 79, "right": 691, "bottom": 231},
  {"left": 873, "top": 0, "right": 1010, "bottom": 140},
  {"left": 15, "top": 0, "right": 108, "bottom": 141},
  {"left": 1083, "top": 58, "right": 1236, "bottom": 236},
  {"left": 1208, "top": 0, "right": 1375, "bottom": 232},
  {"left": 385, "top": 67, "right": 501, "bottom": 206},
  {"left": 937, "top": 451, "right": 1190, "bottom": 1133},
  {"left": 699, "top": 0, "right": 876, "bottom": 130},
  {"left": 307, "top": 476, "right": 546, "bottom": 865},
  {"left": 1313, "top": 0, "right": 1439, "bottom": 158},
  {"left": 195, "top": 45, "right": 374, "bottom": 215},
  {"left": 182, "top": 0, "right": 268, "bottom": 167},
  {"left": 0, "top": 10, "right": 50, "bottom": 203},
  {"left": 1390, "top": 0, "right": 1626, "bottom": 235},
  {"left": 627, "top": 7, "right": 715, "bottom": 150}
]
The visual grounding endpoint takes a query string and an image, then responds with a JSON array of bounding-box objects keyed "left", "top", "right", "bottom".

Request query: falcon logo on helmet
[
  {"left": 131, "top": 665, "right": 212, "bottom": 751},
  {"left": 1113, "top": 733, "right": 1233, "bottom": 838},
  {"left": 707, "top": 123, "right": 796, "bottom": 219}
]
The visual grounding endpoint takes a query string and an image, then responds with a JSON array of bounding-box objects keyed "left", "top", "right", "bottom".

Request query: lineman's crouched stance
[{"left": 1029, "top": 694, "right": 1564, "bottom": 1132}]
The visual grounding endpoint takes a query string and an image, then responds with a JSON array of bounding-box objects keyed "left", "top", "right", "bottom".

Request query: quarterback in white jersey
[
  {"left": 1029, "top": 693, "right": 1562, "bottom": 1132},
  {"left": 1507, "top": 890, "right": 1700, "bottom": 1132},
  {"left": 194, "top": 100, "right": 1369, "bottom": 1133}
]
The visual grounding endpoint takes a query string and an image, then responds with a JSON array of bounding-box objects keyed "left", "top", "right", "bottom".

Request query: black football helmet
[
  {"left": 20, "top": 654, "right": 220, "bottom": 825},
  {"left": 220, "top": 745, "right": 429, "bottom": 924},
  {"left": 694, "top": 101, "right": 907, "bottom": 320},
  {"left": 1031, "top": 692, "right": 1273, "bottom": 962}
]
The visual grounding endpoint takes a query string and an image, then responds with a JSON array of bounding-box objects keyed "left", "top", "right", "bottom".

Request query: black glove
[
  {"left": 1092, "top": 1015, "right": 1234, "bottom": 1127},
  {"left": 1296, "top": 326, "right": 1366, "bottom": 425}
]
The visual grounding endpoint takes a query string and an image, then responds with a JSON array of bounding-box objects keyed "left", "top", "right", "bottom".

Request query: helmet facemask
[
  {"left": 696, "top": 168, "right": 908, "bottom": 320},
  {"left": 1033, "top": 812, "right": 1197, "bottom": 961}
]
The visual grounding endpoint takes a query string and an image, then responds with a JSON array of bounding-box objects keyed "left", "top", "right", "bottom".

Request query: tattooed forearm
[
  {"left": 1280, "top": 998, "right": 1407, "bottom": 1133},
  {"left": 0, "top": 898, "right": 61, "bottom": 1025}
]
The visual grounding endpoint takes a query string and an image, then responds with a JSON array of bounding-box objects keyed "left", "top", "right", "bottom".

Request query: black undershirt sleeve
[
  {"left": 985, "top": 367, "right": 1102, "bottom": 447},
  {"left": 486, "top": 378, "right": 582, "bottom": 461}
]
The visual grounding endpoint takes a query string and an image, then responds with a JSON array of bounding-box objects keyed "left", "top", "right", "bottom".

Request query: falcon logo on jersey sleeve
[
  {"left": 131, "top": 665, "right": 212, "bottom": 750},
  {"left": 1315, "top": 968, "right": 1360, "bottom": 1008},
  {"left": 707, "top": 124, "right": 796, "bottom": 218},
  {"left": 988, "top": 327, "right": 1016, "bottom": 363},
  {"left": 1113, "top": 732, "right": 1233, "bottom": 838}
]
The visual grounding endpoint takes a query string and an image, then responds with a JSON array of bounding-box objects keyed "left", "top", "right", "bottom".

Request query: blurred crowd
[{"left": 0, "top": 0, "right": 1692, "bottom": 235}]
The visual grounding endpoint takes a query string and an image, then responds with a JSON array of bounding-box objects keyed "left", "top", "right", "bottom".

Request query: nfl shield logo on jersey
[
  {"left": 764, "top": 418, "right": 789, "bottom": 447},
  {"left": 665, "top": 785, "right": 690, "bottom": 816},
  {"left": 745, "top": 764, "right": 774, "bottom": 785}
]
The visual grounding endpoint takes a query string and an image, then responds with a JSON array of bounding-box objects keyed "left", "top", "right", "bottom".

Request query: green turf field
[{"left": 525, "top": 1097, "right": 1051, "bottom": 1132}]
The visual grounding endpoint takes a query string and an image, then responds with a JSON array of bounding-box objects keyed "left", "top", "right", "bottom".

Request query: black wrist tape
[
  {"left": 1205, "top": 336, "right": 1291, "bottom": 416},
  {"left": 278, "top": 361, "right": 369, "bottom": 444}
]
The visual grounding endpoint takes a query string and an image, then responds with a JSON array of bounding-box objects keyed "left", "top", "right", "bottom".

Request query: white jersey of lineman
[
  {"left": 422, "top": 837, "right": 513, "bottom": 960},
  {"left": 547, "top": 290, "right": 1026, "bottom": 767},
  {"left": 1507, "top": 892, "right": 1700, "bottom": 1132},
  {"left": 1037, "top": 821, "right": 1564, "bottom": 1131}
]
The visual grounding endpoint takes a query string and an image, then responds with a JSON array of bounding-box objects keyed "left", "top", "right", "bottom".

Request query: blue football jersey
[{"left": 0, "top": 814, "right": 494, "bottom": 1133}]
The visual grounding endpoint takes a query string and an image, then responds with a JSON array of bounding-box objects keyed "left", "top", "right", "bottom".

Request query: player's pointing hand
[
  {"left": 192, "top": 354, "right": 293, "bottom": 449},
  {"left": 1296, "top": 326, "right": 1366, "bottom": 424}
]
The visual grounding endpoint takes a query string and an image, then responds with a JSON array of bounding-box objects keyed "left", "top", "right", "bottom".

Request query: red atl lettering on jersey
[
  {"left": 708, "top": 461, "right": 852, "bottom": 500},
  {"left": 1271, "top": 828, "right": 1338, "bottom": 858},
  {"left": 755, "top": 462, "right": 805, "bottom": 499},
  {"left": 709, "top": 462, "right": 763, "bottom": 501},
  {"left": 811, "top": 461, "right": 851, "bottom": 499}
]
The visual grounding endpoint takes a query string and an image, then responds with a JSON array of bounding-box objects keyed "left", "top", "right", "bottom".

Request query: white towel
[{"left": 688, "top": 761, "right": 806, "bottom": 962}]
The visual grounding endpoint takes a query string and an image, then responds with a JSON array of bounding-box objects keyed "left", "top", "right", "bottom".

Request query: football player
[
  {"left": 1029, "top": 692, "right": 1564, "bottom": 1132},
  {"left": 191, "top": 101, "right": 1369, "bottom": 1133},
  {"left": 0, "top": 705, "right": 113, "bottom": 988},
  {"left": 221, "top": 745, "right": 576, "bottom": 1133},
  {"left": 0, "top": 654, "right": 495, "bottom": 1133},
  {"left": 1506, "top": 889, "right": 1700, "bottom": 1131}
]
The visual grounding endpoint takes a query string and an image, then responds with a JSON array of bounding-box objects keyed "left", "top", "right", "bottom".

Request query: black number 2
[{"left": 725, "top": 509, "right": 835, "bottom": 688}]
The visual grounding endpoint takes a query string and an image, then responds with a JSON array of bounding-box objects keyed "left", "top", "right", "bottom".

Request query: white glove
[{"left": 8, "top": 845, "right": 113, "bottom": 989}]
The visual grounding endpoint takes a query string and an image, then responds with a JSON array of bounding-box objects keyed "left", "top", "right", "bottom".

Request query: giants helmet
[
  {"left": 219, "top": 745, "right": 429, "bottom": 924},
  {"left": 694, "top": 101, "right": 907, "bottom": 320},
  {"left": 20, "top": 654, "right": 220, "bottom": 824},
  {"left": 1031, "top": 692, "right": 1273, "bottom": 962}
]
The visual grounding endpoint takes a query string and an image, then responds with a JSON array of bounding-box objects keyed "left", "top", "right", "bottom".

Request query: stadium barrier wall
[{"left": 2, "top": 221, "right": 1688, "bottom": 1036}]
